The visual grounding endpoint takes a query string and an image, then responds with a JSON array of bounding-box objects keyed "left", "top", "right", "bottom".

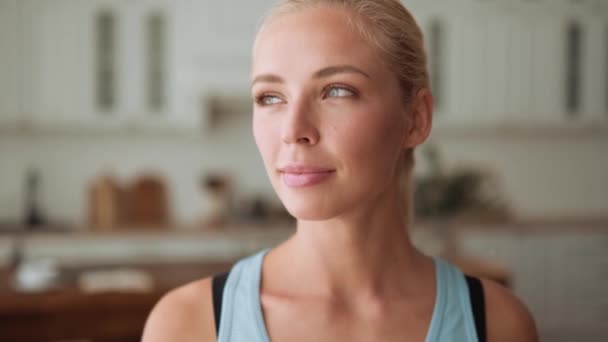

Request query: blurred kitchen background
[{"left": 0, "top": 0, "right": 607, "bottom": 341}]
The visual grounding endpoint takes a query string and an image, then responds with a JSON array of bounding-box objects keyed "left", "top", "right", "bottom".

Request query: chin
[
  {"left": 278, "top": 190, "right": 347, "bottom": 221},
  {"left": 285, "top": 203, "right": 338, "bottom": 221}
]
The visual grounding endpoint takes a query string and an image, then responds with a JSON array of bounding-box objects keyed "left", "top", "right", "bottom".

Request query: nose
[{"left": 281, "top": 99, "right": 320, "bottom": 146}]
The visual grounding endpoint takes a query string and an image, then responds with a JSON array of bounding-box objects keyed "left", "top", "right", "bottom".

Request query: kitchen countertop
[
  {"left": 0, "top": 225, "right": 293, "bottom": 267},
  {"left": 0, "top": 217, "right": 606, "bottom": 267},
  {"left": 2, "top": 215, "right": 607, "bottom": 235}
]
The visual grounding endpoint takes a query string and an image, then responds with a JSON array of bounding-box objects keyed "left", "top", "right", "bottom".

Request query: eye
[
  {"left": 324, "top": 86, "right": 356, "bottom": 99},
  {"left": 255, "top": 94, "right": 284, "bottom": 106}
]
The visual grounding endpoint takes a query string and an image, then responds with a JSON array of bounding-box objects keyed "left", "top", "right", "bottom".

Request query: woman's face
[{"left": 251, "top": 6, "right": 411, "bottom": 221}]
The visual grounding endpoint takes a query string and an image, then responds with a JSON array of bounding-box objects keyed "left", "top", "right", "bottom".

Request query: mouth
[{"left": 278, "top": 164, "right": 336, "bottom": 188}]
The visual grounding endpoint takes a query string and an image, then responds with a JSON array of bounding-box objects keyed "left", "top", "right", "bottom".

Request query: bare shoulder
[
  {"left": 481, "top": 278, "right": 539, "bottom": 342},
  {"left": 142, "top": 277, "right": 217, "bottom": 342}
]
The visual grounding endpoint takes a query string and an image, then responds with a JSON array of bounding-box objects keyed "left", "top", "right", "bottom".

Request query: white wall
[
  {"left": 432, "top": 130, "right": 608, "bottom": 219},
  {"left": 0, "top": 114, "right": 273, "bottom": 227},
  {"left": 1, "top": 124, "right": 606, "bottom": 226}
]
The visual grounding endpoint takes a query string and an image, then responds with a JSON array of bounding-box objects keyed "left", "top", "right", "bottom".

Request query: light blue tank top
[{"left": 217, "top": 248, "right": 479, "bottom": 342}]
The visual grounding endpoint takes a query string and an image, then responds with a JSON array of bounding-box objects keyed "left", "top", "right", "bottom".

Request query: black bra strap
[
  {"left": 212, "top": 272, "right": 230, "bottom": 337},
  {"left": 465, "top": 275, "right": 487, "bottom": 342}
]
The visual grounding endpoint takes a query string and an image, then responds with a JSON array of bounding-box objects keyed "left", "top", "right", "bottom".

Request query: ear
[{"left": 402, "top": 88, "right": 433, "bottom": 149}]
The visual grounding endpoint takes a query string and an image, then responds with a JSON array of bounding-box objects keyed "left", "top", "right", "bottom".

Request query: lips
[{"left": 278, "top": 164, "right": 335, "bottom": 188}]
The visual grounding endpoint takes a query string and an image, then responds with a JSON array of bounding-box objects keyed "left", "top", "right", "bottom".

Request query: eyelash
[
  {"left": 254, "top": 85, "right": 358, "bottom": 107},
  {"left": 322, "top": 84, "right": 358, "bottom": 99},
  {"left": 254, "top": 93, "right": 282, "bottom": 106}
]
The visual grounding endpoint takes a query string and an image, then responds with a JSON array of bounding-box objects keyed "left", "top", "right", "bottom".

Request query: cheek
[
  {"left": 337, "top": 107, "right": 404, "bottom": 169},
  {"left": 253, "top": 114, "right": 279, "bottom": 166}
]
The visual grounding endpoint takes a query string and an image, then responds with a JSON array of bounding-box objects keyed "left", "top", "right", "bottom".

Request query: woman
[{"left": 143, "top": 1, "right": 538, "bottom": 341}]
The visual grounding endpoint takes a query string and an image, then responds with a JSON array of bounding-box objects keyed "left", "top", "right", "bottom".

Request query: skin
[{"left": 143, "top": 5, "right": 538, "bottom": 342}]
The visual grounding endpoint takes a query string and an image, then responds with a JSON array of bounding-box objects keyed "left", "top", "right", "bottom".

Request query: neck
[{"left": 279, "top": 176, "right": 427, "bottom": 304}]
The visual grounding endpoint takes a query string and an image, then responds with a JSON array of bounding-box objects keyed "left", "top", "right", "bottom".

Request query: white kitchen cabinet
[
  {"left": 13, "top": 0, "right": 121, "bottom": 129},
  {"left": 0, "top": 0, "right": 20, "bottom": 126},
  {"left": 457, "top": 15, "right": 489, "bottom": 122},
  {"left": 115, "top": 0, "right": 202, "bottom": 132},
  {"left": 483, "top": 12, "right": 510, "bottom": 123},
  {"left": 4, "top": 0, "right": 607, "bottom": 135},
  {"left": 12, "top": 0, "right": 274, "bottom": 134},
  {"left": 581, "top": 16, "right": 608, "bottom": 121},
  {"left": 529, "top": 14, "right": 566, "bottom": 122},
  {"left": 19, "top": 0, "right": 94, "bottom": 128},
  {"left": 433, "top": 0, "right": 606, "bottom": 127},
  {"left": 507, "top": 14, "right": 536, "bottom": 122},
  {"left": 11, "top": 0, "right": 205, "bottom": 134},
  {"left": 171, "top": 0, "right": 271, "bottom": 120}
]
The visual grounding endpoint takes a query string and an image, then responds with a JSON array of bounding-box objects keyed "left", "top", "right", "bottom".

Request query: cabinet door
[
  {"left": 0, "top": 0, "right": 19, "bottom": 126},
  {"left": 18, "top": 0, "right": 102, "bottom": 128},
  {"left": 484, "top": 11, "right": 510, "bottom": 123},
  {"left": 447, "top": 14, "right": 488, "bottom": 123},
  {"left": 482, "top": 6, "right": 541, "bottom": 124},
  {"left": 88, "top": 0, "right": 200, "bottom": 132},
  {"left": 123, "top": 0, "right": 193, "bottom": 131},
  {"left": 505, "top": 12, "right": 536, "bottom": 123},
  {"left": 461, "top": 15, "right": 489, "bottom": 122},
  {"left": 19, "top": 0, "right": 192, "bottom": 132},
  {"left": 529, "top": 14, "right": 566, "bottom": 122},
  {"left": 581, "top": 16, "right": 608, "bottom": 121}
]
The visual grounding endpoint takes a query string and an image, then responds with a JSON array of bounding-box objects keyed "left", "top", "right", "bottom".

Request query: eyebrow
[
  {"left": 313, "top": 65, "right": 371, "bottom": 79},
  {"left": 251, "top": 64, "right": 371, "bottom": 86},
  {"left": 251, "top": 74, "right": 284, "bottom": 86}
]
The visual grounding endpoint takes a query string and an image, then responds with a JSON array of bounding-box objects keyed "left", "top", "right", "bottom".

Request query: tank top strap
[
  {"left": 217, "top": 248, "right": 271, "bottom": 342},
  {"left": 426, "top": 257, "right": 480, "bottom": 342}
]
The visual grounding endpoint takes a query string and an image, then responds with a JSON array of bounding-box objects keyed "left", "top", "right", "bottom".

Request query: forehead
[{"left": 252, "top": 6, "right": 385, "bottom": 80}]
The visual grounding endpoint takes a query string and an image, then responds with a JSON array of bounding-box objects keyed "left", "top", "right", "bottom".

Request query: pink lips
[{"left": 279, "top": 165, "right": 335, "bottom": 188}]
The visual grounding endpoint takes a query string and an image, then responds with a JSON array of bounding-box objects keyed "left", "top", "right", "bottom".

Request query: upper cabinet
[
  {"left": 414, "top": 0, "right": 608, "bottom": 126},
  {"left": 0, "top": 0, "right": 19, "bottom": 126},
  {"left": 1, "top": 0, "right": 606, "bottom": 134},
  {"left": 20, "top": 0, "right": 95, "bottom": 128},
  {"left": 8, "top": 0, "right": 206, "bottom": 134}
]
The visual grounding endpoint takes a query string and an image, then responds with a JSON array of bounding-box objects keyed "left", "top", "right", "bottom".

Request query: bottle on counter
[{"left": 23, "top": 167, "right": 46, "bottom": 230}]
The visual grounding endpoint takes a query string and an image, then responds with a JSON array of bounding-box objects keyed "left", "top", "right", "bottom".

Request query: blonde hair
[{"left": 258, "top": 0, "right": 429, "bottom": 106}]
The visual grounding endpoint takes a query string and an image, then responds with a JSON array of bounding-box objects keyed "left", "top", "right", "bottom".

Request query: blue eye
[
  {"left": 257, "top": 95, "right": 284, "bottom": 106},
  {"left": 325, "top": 86, "right": 355, "bottom": 98}
]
